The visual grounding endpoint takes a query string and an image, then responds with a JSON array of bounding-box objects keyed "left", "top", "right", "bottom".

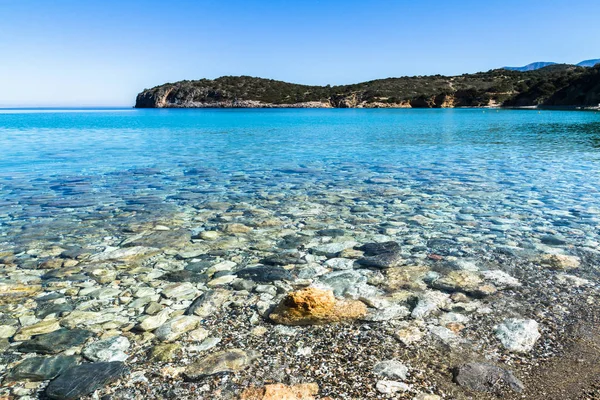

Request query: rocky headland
[{"left": 135, "top": 65, "right": 600, "bottom": 109}]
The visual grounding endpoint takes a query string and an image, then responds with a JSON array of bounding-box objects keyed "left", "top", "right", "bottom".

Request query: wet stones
[
  {"left": 356, "top": 243, "right": 404, "bottom": 269},
  {"left": 453, "top": 362, "right": 524, "bottom": 393},
  {"left": 240, "top": 383, "right": 319, "bottom": 400},
  {"left": 494, "top": 318, "right": 540, "bottom": 352},
  {"left": 539, "top": 254, "right": 580, "bottom": 270},
  {"left": 18, "top": 328, "right": 94, "bottom": 354},
  {"left": 260, "top": 253, "right": 307, "bottom": 266},
  {"left": 236, "top": 266, "right": 293, "bottom": 282},
  {"left": 269, "top": 287, "right": 367, "bottom": 325},
  {"left": 83, "top": 336, "right": 130, "bottom": 362},
  {"left": 45, "top": 361, "right": 127, "bottom": 400},
  {"left": 154, "top": 315, "right": 201, "bottom": 342},
  {"left": 186, "top": 289, "right": 230, "bottom": 317},
  {"left": 183, "top": 349, "right": 254, "bottom": 380},
  {"left": 6, "top": 355, "right": 79, "bottom": 382},
  {"left": 0, "top": 281, "right": 42, "bottom": 304},
  {"left": 373, "top": 360, "right": 408, "bottom": 380},
  {"left": 149, "top": 343, "right": 182, "bottom": 362}
]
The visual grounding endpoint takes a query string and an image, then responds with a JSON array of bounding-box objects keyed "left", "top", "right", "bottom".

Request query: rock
[
  {"left": 385, "top": 266, "right": 429, "bottom": 290},
  {"left": 223, "top": 223, "right": 252, "bottom": 234},
  {"left": 90, "top": 246, "right": 159, "bottom": 262},
  {"left": 197, "top": 231, "right": 220, "bottom": 240},
  {"left": 261, "top": 254, "right": 307, "bottom": 266},
  {"left": 60, "top": 311, "right": 116, "bottom": 328},
  {"left": 318, "top": 270, "right": 379, "bottom": 299},
  {"left": 539, "top": 254, "right": 580, "bottom": 270},
  {"left": 429, "top": 271, "right": 484, "bottom": 294},
  {"left": 453, "top": 362, "right": 524, "bottom": 393},
  {"left": 413, "top": 394, "right": 441, "bottom": 400},
  {"left": 361, "top": 304, "right": 410, "bottom": 322},
  {"left": 541, "top": 235, "right": 567, "bottom": 246},
  {"left": 161, "top": 282, "right": 198, "bottom": 300},
  {"left": 150, "top": 343, "right": 181, "bottom": 362},
  {"left": 324, "top": 258, "right": 355, "bottom": 270},
  {"left": 495, "top": 318, "right": 540, "bottom": 352},
  {"left": 186, "top": 289, "right": 229, "bottom": 317},
  {"left": 269, "top": 287, "right": 367, "bottom": 325},
  {"left": 83, "top": 336, "right": 130, "bottom": 362},
  {"left": 137, "top": 309, "right": 171, "bottom": 331},
  {"left": 206, "top": 260, "right": 237, "bottom": 275},
  {"left": 195, "top": 336, "right": 221, "bottom": 352},
  {"left": 0, "top": 281, "right": 42, "bottom": 304},
  {"left": 161, "top": 270, "right": 207, "bottom": 283},
  {"left": 358, "top": 241, "right": 401, "bottom": 255},
  {"left": 237, "top": 266, "right": 293, "bottom": 282},
  {"left": 121, "top": 229, "right": 191, "bottom": 249},
  {"left": 0, "top": 324, "right": 17, "bottom": 339},
  {"left": 154, "top": 315, "right": 201, "bottom": 342},
  {"left": 207, "top": 275, "right": 236, "bottom": 287},
  {"left": 311, "top": 241, "right": 357, "bottom": 257},
  {"left": 317, "top": 229, "right": 345, "bottom": 237},
  {"left": 357, "top": 251, "right": 404, "bottom": 269},
  {"left": 240, "top": 383, "right": 319, "bottom": 400},
  {"left": 183, "top": 349, "right": 254, "bottom": 379},
  {"left": 376, "top": 380, "right": 410, "bottom": 394},
  {"left": 14, "top": 319, "right": 61, "bottom": 340},
  {"left": 373, "top": 360, "right": 408, "bottom": 380},
  {"left": 6, "top": 355, "right": 79, "bottom": 382},
  {"left": 481, "top": 270, "right": 521, "bottom": 289},
  {"left": 45, "top": 361, "right": 127, "bottom": 400},
  {"left": 19, "top": 328, "right": 94, "bottom": 354},
  {"left": 411, "top": 291, "right": 450, "bottom": 319},
  {"left": 395, "top": 324, "right": 425, "bottom": 345}
]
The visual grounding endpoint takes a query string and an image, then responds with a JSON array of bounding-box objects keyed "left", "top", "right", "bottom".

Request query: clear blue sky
[{"left": 1, "top": 0, "right": 599, "bottom": 107}]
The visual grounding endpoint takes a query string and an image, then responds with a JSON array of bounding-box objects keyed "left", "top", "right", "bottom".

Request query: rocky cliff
[{"left": 135, "top": 66, "right": 600, "bottom": 109}]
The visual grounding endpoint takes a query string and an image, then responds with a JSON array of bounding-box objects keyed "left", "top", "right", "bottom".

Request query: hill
[
  {"left": 504, "top": 62, "right": 556, "bottom": 72},
  {"left": 135, "top": 65, "right": 600, "bottom": 109}
]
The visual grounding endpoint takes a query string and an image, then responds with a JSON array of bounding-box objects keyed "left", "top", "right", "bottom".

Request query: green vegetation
[{"left": 135, "top": 65, "right": 600, "bottom": 108}]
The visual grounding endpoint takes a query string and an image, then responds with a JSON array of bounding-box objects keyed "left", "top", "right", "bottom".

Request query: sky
[{"left": 0, "top": 0, "right": 599, "bottom": 107}]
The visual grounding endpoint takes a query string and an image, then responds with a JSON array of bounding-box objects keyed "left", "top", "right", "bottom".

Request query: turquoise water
[{"left": 1, "top": 108, "right": 600, "bottom": 252}]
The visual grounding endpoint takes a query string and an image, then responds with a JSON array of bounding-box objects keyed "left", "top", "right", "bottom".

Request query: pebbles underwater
[{"left": 1, "top": 109, "right": 600, "bottom": 399}]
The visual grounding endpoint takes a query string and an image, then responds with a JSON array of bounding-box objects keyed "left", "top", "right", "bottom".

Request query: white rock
[
  {"left": 376, "top": 380, "right": 411, "bottom": 394},
  {"left": 373, "top": 360, "right": 408, "bottom": 380},
  {"left": 83, "top": 336, "right": 130, "bottom": 362},
  {"left": 481, "top": 270, "right": 521, "bottom": 289},
  {"left": 495, "top": 318, "right": 540, "bottom": 352}
]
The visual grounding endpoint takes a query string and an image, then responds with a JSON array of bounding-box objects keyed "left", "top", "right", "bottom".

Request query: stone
[
  {"left": 161, "top": 282, "right": 198, "bottom": 300},
  {"left": 453, "top": 362, "right": 524, "bottom": 393},
  {"left": 411, "top": 291, "right": 450, "bottom": 319},
  {"left": 236, "top": 266, "right": 293, "bottom": 282},
  {"left": 83, "top": 336, "right": 130, "bottom": 362},
  {"left": 19, "top": 328, "right": 94, "bottom": 354},
  {"left": 395, "top": 325, "right": 425, "bottom": 345},
  {"left": 413, "top": 394, "right": 441, "bottom": 400},
  {"left": 0, "top": 281, "right": 42, "bottom": 304},
  {"left": 206, "top": 260, "right": 237, "bottom": 275},
  {"left": 183, "top": 349, "right": 254, "bottom": 379},
  {"left": 311, "top": 241, "right": 357, "bottom": 257},
  {"left": 261, "top": 254, "right": 307, "bottom": 266},
  {"left": 154, "top": 315, "right": 201, "bottom": 342},
  {"left": 120, "top": 229, "right": 191, "bottom": 249},
  {"left": 358, "top": 241, "right": 401, "bottom": 255},
  {"left": 6, "top": 355, "right": 79, "bottom": 382},
  {"left": 195, "top": 336, "right": 221, "bottom": 352},
  {"left": 361, "top": 304, "right": 410, "bottom": 322},
  {"left": 0, "top": 324, "right": 17, "bottom": 339},
  {"left": 539, "top": 254, "right": 580, "bottom": 270},
  {"left": 45, "top": 361, "right": 127, "bottom": 400},
  {"left": 150, "top": 343, "right": 182, "bottom": 362},
  {"left": 240, "top": 383, "right": 319, "bottom": 400},
  {"left": 223, "top": 223, "right": 252, "bottom": 234},
  {"left": 90, "top": 246, "right": 159, "bottom": 262},
  {"left": 207, "top": 275, "right": 236, "bottom": 287},
  {"left": 269, "top": 287, "right": 367, "bottom": 325},
  {"left": 495, "top": 318, "right": 540, "bottom": 352},
  {"left": 481, "top": 270, "right": 521, "bottom": 289},
  {"left": 357, "top": 251, "right": 404, "bottom": 269},
  {"left": 373, "top": 360, "right": 408, "bottom": 380},
  {"left": 318, "top": 270, "right": 369, "bottom": 298},
  {"left": 376, "top": 380, "right": 410, "bottom": 394},
  {"left": 60, "top": 311, "right": 116, "bottom": 328},
  {"left": 137, "top": 309, "right": 171, "bottom": 332},
  {"left": 186, "top": 289, "right": 229, "bottom": 317},
  {"left": 14, "top": 319, "right": 61, "bottom": 340},
  {"left": 429, "top": 271, "right": 484, "bottom": 294},
  {"left": 324, "top": 258, "right": 355, "bottom": 270},
  {"left": 317, "top": 229, "right": 345, "bottom": 237},
  {"left": 385, "top": 266, "right": 429, "bottom": 290},
  {"left": 197, "top": 231, "right": 220, "bottom": 240}
]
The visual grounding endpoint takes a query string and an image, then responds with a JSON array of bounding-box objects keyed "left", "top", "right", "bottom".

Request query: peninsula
[{"left": 136, "top": 64, "right": 600, "bottom": 109}]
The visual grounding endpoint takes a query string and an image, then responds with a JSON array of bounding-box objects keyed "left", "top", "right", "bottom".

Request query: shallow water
[{"left": 1, "top": 108, "right": 600, "bottom": 255}]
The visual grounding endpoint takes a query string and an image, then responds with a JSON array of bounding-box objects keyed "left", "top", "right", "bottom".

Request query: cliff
[{"left": 135, "top": 66, "right": 600, "bottom": 109}]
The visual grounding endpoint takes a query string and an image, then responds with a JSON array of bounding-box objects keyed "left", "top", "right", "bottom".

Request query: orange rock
[
  {"left": 240, "top": 383, "right": 319, "bottom": 400},
  {"left": 269, "top": 287, "right": 366, "bottom": 325}
]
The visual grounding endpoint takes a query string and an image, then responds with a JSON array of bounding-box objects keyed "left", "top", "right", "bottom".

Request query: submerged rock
[
  {"left": 183, "top": 349, "right": 254, "bottom": 379},
  {"left": 45, "top": 361, "right": 127, "bottom": 400},
  {"left": 494, "top": 318, "right": 540, "bottom": 352},
  {"left": 269, "top": 287, "right": 367, "bottom": 325},
  {"left": 236, "top": 266, "right": 293, "bottom": 282},
  {"left": 18, "top": 328, "right": 94, "bottom": 354},
  {"left": 83, "top": 336, "right": 130, "bottom": 362},
  {"left": 6, "top": 355, "right": 79, "bottom": 382},
  {"left": 240, "top": 383, "right": 319, "bottom": 400},
  {"left": 539, "top": 254, "right": 580, "bottom": 270},
  {"left": 186, "top": 289, "right": 229, "bottom": 317},
  {"left": 453, "top": 362, "right": 524, "bottom": 393}
]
